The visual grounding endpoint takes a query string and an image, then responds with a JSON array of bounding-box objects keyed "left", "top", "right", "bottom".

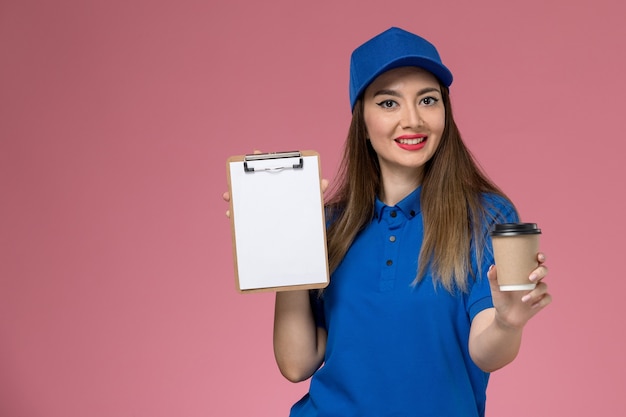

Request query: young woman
[{"left": 227, "top": 27, "right": 551, "bottom": 417}]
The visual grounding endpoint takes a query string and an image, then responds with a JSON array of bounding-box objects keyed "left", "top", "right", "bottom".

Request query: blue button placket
[{"left": 379, "top": 207, "right": 405, "bottom": 292}]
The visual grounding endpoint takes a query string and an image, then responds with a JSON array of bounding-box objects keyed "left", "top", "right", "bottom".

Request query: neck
[{"left": 378, "top": 168, "right": 422, "bottom": 206}]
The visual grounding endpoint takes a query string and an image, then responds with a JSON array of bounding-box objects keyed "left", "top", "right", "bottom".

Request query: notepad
[{"left": 226, "top": 151, "right": 330, "bottom": 293}]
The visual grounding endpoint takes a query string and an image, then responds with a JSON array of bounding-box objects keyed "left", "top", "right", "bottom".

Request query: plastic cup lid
[{"left": 490, "top": 223, "right": 541, "bottom": 236}]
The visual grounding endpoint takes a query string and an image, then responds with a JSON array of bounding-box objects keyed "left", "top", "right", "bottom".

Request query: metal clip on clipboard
[{"left": 243, "top": 151, "right": 304, "bottom": 173}]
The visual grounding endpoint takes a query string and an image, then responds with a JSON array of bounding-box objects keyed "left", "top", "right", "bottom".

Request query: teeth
[{"left": 398, "top": 137, "right": 425, "bottom": 145}]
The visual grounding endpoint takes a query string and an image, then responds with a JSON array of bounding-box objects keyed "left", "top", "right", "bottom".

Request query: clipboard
[{"left": 226, "top": 150, "right": 330, "bottom": 293}]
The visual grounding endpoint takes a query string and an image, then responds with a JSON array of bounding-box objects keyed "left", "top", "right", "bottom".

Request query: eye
[
  {"left": 420, "top": 96, "right": 439, "bottom": 106},
  {"left": 376, "top": 99, "right": 398, "bottom": 109}
]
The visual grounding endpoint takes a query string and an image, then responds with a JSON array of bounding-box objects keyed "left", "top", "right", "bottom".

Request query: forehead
[{"left": 365, "top": 66, "right": 440, "bottom": 93}]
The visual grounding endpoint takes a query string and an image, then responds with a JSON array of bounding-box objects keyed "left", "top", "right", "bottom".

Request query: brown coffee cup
[{"left": 490, "top": 223, "right": 542, "bottom": 291}]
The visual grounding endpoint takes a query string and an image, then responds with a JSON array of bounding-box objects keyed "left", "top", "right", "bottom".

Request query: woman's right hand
[
  {"left": 222, "top": 190, "right": 231, "bottom": 218},
  {"left": 223, "top": 150, "right": 263, "bottom": 218}
]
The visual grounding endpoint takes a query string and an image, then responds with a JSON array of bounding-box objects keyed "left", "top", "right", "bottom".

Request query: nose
[{"left": 400, "top": 103, "right": 423, "bottom": 129}]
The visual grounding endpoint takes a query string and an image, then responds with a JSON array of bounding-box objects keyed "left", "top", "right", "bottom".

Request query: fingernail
[
  {"left": 521, "top": 294, "right": 531, "bottom": 302},
  {"left": 529, "top": 273, "right": 538, "bottom": 282}
]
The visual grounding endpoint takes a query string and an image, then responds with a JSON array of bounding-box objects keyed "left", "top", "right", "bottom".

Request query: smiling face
[{"left": 363, "top": 66, "right": 445, "bottom": 184}]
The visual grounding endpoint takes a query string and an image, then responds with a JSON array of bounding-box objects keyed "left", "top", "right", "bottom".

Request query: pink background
[{"left": 1, "top": 0, "right": 624, "bottom": 416}]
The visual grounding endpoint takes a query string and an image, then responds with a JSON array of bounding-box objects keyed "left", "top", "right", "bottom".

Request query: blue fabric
[{"left": 290, "top": 187, "right": 518, "bottom": 417}]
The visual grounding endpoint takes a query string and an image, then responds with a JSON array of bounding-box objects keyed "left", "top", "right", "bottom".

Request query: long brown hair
[{"left": 325, "top": 84, "right": 516, "bottom": 292}]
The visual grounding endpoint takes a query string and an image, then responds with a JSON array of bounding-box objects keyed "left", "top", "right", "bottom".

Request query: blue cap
[{"left": 349, "top": 27, "right": 453, "bottom": 111}]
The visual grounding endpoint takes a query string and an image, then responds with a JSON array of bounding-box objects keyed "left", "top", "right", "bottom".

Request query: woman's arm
[
  {"left": 272, "top": 177, "right": 330, "bottom": 382},
  {"left": 223, "top": 169, "right": 329, "bottom": 382},
  {"left": 469, "top": 254, "right": 551, "bottom": 372},
  {"left": 273, "top": 290, "right": 326, "bottom": 382}
]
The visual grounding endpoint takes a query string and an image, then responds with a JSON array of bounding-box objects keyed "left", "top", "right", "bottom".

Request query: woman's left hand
[{"left": 488, "top": 253, "right": 552, "bottom": 330}]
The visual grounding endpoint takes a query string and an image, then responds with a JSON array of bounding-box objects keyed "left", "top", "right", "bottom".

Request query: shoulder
[
  {"left": 480, "top": 192, "right": 519, "bottom": 225},
  {"left": 324, "top": 203, "right": 343, "bottom": 228}
]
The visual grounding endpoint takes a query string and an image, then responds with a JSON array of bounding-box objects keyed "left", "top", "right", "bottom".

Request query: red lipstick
[{"left": 395, "top": 134, "right": 427, "bottom": 151}]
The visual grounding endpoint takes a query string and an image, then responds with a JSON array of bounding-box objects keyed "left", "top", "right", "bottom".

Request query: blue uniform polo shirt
[{"left": 290, "top": 187, "right": 518, "bottom": 417}]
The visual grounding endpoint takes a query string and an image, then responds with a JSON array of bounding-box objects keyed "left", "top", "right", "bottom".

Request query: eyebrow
[{"left": 372, "top": 87, "right": 442, "bottom": 98}]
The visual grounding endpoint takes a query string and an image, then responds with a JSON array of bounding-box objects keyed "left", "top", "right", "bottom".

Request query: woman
[{"left": 228, "top": 27, "right": 551, "bottom": 416}]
